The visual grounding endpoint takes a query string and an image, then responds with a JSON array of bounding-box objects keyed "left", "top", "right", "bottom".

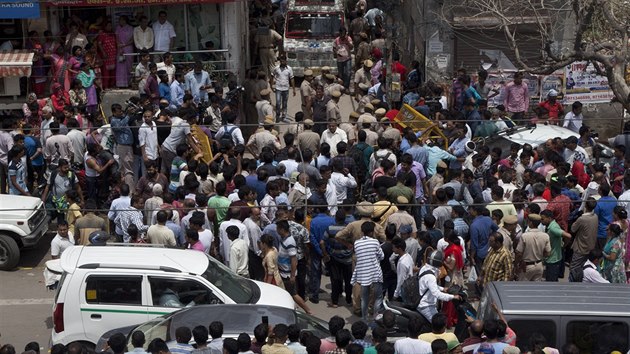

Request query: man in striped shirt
[
  {"left": 114, "top": 195, "right": 148, "bottom": 243},
  {"left": 351, "top": 221, "right": 384, "bottom": 321}
]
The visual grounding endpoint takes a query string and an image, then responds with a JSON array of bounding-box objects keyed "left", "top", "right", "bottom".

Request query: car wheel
[{"left": 0, "top": 234, "right": 20, "bottom": 271}]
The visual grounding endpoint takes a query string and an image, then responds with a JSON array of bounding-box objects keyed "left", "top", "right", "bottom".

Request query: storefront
[{"left": 39, "top": 0, "right": 248, "bottom": 79}]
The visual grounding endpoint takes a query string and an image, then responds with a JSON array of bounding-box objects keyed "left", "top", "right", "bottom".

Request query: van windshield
[
  {"left": 201, "top": 254, "right": 253, "bottom": 303},
  {"left": 286, "top": 12, "right": 342, "bottom": 39}
]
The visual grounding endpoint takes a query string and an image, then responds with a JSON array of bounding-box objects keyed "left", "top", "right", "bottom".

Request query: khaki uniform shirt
[
  {"left": 363, "top": 128, "right": 379, "bottom": 146},
  {"left": 297, "top": 130, "right": 321, "bottom": 155},
  {"left": 358, "top": 113, "right": 377, "bottom": 127},
  {"left": 386, "top": 210, "right": 418, "bottom": 235},
  {"left": 339, "top": 123, "right": 357, "bottom": 143},
  {"left": 256, "top": 99, "right": 274, "bottom": 123},
  {"left": 353, "top": 67, "right": 371, "bottom": 86},
  {"left": 247, "top": 129, "right": 281, "bottom": 155},
  {"left": 324, "top": 83, "right": 345, "bottom": 98},
  {"left": 358, "top": 95, "right": 372, "bottom": 113},
  {"left": 515, "top": 230, "right": 551, "bottom": 263},
  {"left": 336, "top": 218, "right": 386, "bottom": 245},
  {"left": 255, "top": 28, "right": 282, "bottom": 49},
  {"left": 300, "top": 80, "right": 315, "bottom": 107},
  {"left": 382, "top": 127, "right": 402, "bottom": 145},
  {"left": 326, "top": 100, "right": 341, "bottom": 121}
]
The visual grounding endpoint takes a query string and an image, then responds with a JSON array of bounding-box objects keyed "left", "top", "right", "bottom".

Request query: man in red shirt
[
  {"left": 538, "top": 89, "right": 564, "bottom": 125},
  {"left": 546, "top": 183, "right": 571, "bottom": 231}
]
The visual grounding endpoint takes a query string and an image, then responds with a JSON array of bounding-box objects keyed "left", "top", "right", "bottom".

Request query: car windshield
[
  {"left": 128, "top": 317, "right": 171, "bottom": 351},
  {"left": 201, "top": 254, "right": 253, "bottom": 303},
  {"left": 286, "top": 12, "right": 341, "bottom": 39}
]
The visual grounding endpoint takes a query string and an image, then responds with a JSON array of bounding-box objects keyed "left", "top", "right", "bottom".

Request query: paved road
[{"left": 0, "top": 87, "right": 364, "bottom": 351}]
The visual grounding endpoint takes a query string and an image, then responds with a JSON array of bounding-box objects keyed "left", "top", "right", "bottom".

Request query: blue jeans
[
  {"left": 337, "top": 59, "right": 352, "bottom": 88},
  {"left": 275, "top": 89, "right": 289, "bottom": 119},
  {"left": 309, "top": 254, "right": 322, "bottom": 301},
  {"left": 361, "top": 282, "right": 383, "bottom": 321}
]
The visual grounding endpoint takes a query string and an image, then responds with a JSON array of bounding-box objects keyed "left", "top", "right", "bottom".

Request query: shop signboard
[
  {"left": 0, "top": 0, "right": 39, "bottom": 18},
  {"left": 564, "top": 61, "right": 614, "bottom": 103},
  {"left": 48, "top": 0, "right": 231, "bottom": 6}
]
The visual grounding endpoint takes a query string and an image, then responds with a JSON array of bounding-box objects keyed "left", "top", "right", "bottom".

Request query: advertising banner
[
  {"left": 564, "top": 61, "right": 614, "bottom": 103},
  {"left": 0, "top": 0, "right": 39, "bottom": 19}
]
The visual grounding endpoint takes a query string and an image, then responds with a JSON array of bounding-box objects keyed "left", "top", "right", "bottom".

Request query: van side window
[
  {"left": 85, "top": 276, "right": 142, "bottom": 305},
  {"left": 566, "top": 321, "right": 628, "bottom": 353},
  {"left": 148, "top": 277, "right": 223, "bottom": 307},
  {"left": 508, "top": 320, "right": 556, "bottom": 349}
]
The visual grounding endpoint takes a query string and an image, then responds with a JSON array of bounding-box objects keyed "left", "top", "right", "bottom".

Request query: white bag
[{"left": 467, "top": 266, "right": 478, "bottom": 283}]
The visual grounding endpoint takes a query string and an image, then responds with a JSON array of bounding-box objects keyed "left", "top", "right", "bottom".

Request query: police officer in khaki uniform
[
  {"left": 340, "top": 111, "right": 359, "bottom": 146},
  {"left": 326, "top": 90, "right": 342, "bottom": 122},
  {"left": 353, "top": 59, "right": 373, "bottom": 101},
  {"left": 324, "top": 73, "right": 345, "bottom": 98},
  {"left": 515, "top": 214, "right": 551, "bottom": 281},
  {"left": 297, "top": 119, "right": 321, "bottom": 155},
  {"left": 300, "top": 69, "right": 315, "bottom": 120},
  {"left": 254, "top": 26, "right": 282, "bottom": 78},
  {"left": 380, "top": 117, "right": 402, "bottom": 148},
  {"left": 256, "top": 88, "right": 274, "bottom": 125},
  {"left": 498, "top": 214, "right": 519, "bottom": 261},
  {"left": 357, "top": 83, "right": 371, "bottom": 112},
  {"left": 246, "top": 116, "right": 282, "bottom": 157},
  {"left": 358, "top": 103, "right": 377, "bottom": 127}
]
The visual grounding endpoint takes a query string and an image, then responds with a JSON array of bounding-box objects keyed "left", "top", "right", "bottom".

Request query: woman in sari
[
  {"left": 76, "top": 63, "right": 97, "bottom": 116},
  {"left": 67, "top": 46, "right": 83, "bottom": 87},
  {"left": 602, "top": 223, "right": 626, "bottom": 283},
  {"left": 69, "top": 79, "right": 87, "bottom": 109},
  {"left": 96, "top": 21, "right": 117, "bottom": 89},
  {"left": 115, "top": 16, "right": 134, "bottom": 88},
  {"left": 22, "top": 93, "right": 46, "bottom": 128},
  {"left": 50, "top": 83, "right": 70, "bottom": 113},
  {"left": 612, "top": 206, "right": 630, "bottom": 283},
  {"left": 49, "top": 46, "right": 71, "bottom": 92}
]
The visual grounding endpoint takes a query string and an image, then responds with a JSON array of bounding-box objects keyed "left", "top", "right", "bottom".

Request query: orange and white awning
[{"left": 0, "top": 50, "right": 34, "bottom": 78}]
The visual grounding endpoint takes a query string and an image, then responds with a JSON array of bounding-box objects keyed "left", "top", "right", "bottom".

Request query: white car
[
  {"left": 51, "top": 245, "right": 295, "bottom": 347},
  {"left": 481, "top": 123, "right": 614, "bottom": 163},
  {"left": 0, "top": 195, "right": 50, "bottom": 270}
]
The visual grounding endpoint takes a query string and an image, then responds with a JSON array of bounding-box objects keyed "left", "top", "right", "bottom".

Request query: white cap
[{"left": 548, "top": 89, "right": 558, "bottom": 97}]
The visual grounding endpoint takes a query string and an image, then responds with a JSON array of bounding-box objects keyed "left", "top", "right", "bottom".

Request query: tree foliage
[{"left": 440, "top": 0, "right": 630, "bottom": 108}]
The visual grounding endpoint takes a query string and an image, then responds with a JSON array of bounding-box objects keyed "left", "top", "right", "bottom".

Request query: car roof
[
  {"left": 489, "top": 282, "right": 630, "bottom": 317},
  {"left": 498, "top": 124, "right": 578, "bottom": 148},
  {"left": 60, "top": 246, "right": 209, "bottom": 275}
]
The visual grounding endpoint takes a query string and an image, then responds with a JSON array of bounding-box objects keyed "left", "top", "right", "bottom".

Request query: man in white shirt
[
  {"left": 329, "top": 159, "right": 357, "bottom": 203},
  {"left": 394, "top": 317, "right": 432, "bottom": 354},
  {"left": 417, "top": 251, "right": 461, "bottom": 322},
  {"left": 157, "top": 52, "right": 175, "bottom": 84},
  {"left": 215, "top": 112, "right": 245, "bottom": 146},
  {"left": 190, "top": 213, "right": 214, "bottom": 255},
  {"left": 133, "top": 16, "right": 154, "bottom": 50},
  {"left": 279, "top": 149, "right": 299, "bottom": 178},
  {"left": 138, "top": 110, "right": 159, "bottom": 165},
  {"left": 219, "top": 207, "right": 250, "bottom": 264},
  {"left": 392, "top": 237, "right": 413, "bottom": 299},
  {"left": 244, "top": 207, "right": 264, "bottom": 280},
  {"left": 563, "top": 101, "right": 583, "bottom": 133},
  {"left": 66, "top": 119, "right": 85, "bottom": 166},
  {"left": 51, "top": 222, "right": 74, "bottom": 259},
  {"left": 271, "top": 54, "right": 296, "bottom": 121},
  {"left": 152, "top": 11, "right": 176, "bottom": 52},
  {"left": 563, "top": 136, "right": 591, "bottom": 168},
  {"left": 184, "top": 61, "right": 212, "bottom": 104},
  {"left": 320, "top": 119, "right": 348, "bottom": 157},
  {"left": 227, "top": 225, "right": 249, "bottom": 276},
  {"left": 65, "top": 23, "right": 88, "bottom": 49},
  {"left": 582, "top": 250, "right": 609, "bottom": 283}
]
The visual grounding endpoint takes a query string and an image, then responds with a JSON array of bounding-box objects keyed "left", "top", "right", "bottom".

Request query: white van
[{"left": 51, "top": 245, "right": 294, "bottom": 347}]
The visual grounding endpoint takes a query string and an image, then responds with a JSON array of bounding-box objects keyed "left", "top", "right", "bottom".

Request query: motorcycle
[{"left": 381, "top": 284, "right": 477, "bottom": 341}]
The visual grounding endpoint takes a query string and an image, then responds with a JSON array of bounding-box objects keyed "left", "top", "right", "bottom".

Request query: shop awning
[
  {"left": 48, "top": 0, "right": 234, "bottom": 6},
  {"left": 0, "top": 51, "right": 34, "bottom": 78}
]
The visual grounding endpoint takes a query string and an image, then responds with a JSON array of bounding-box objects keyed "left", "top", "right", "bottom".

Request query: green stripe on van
[{"left": 80, "top": 308, "right": 171, "bottom": 315}]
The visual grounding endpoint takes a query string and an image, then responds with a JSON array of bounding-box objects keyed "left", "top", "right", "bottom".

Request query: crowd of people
[{"left": 1, "top": 0, "right": 630, "bottom": 353}]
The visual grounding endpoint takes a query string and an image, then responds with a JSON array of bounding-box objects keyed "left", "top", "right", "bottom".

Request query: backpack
[
  {"left": 400, "top": 270, "right": 434, "bottom": 310},
  {"left": 219, "top": 125, "right": 237, "bottom": 148},
  {"left": 349, "top": 143, "right": 369, "bottom": 184},
  {"left": 372, "top": 151, "right": 392, "bottom": 174},
  {"left": 569, "top": 263, "right": 594, "bottom": 283},
  {"left": 49, "top": 169, "right": 76, "bottom": 211}
]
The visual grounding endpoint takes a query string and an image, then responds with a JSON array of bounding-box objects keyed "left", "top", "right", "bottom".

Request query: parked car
[
  {"left": 478, "top": 282, "right": 630, "bottom": 352},
  {"left": 0, "top": 195, "right": 50, "bottom": 270},
  {"left": 479, "top": 123, "right": 614, "bottom": 163},
  {"left": 52, "top": 245, "right": 295, "bottom": 347},
  {"left": 95, "top": 304, "right": 330, "bottom": 352}
]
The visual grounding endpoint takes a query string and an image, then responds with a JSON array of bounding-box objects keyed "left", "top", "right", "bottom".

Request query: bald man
[{"left": 462, "top": 320, "right": 484, "bottom": 354}]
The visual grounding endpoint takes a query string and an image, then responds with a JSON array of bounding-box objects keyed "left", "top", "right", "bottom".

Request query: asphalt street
[{"left": 0, "top": 92, "right": 359, "bottom": 351}]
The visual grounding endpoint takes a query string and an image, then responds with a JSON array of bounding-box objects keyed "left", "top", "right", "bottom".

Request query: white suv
[
  {"left": 51, "top": 245, "right": 295, "bottom": 347},
  {"left": 0, "top": 195, "right": 50, "bottom": 270}
]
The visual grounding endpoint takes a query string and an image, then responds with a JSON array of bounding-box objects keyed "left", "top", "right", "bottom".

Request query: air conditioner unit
[{"left": 0, "top": 77, "right": 20, "bottom": 96}]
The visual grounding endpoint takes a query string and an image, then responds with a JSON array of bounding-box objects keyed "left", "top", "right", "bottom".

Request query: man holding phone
[{"left": 184, "top": 61, "right": 212, "bottom": 104}]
